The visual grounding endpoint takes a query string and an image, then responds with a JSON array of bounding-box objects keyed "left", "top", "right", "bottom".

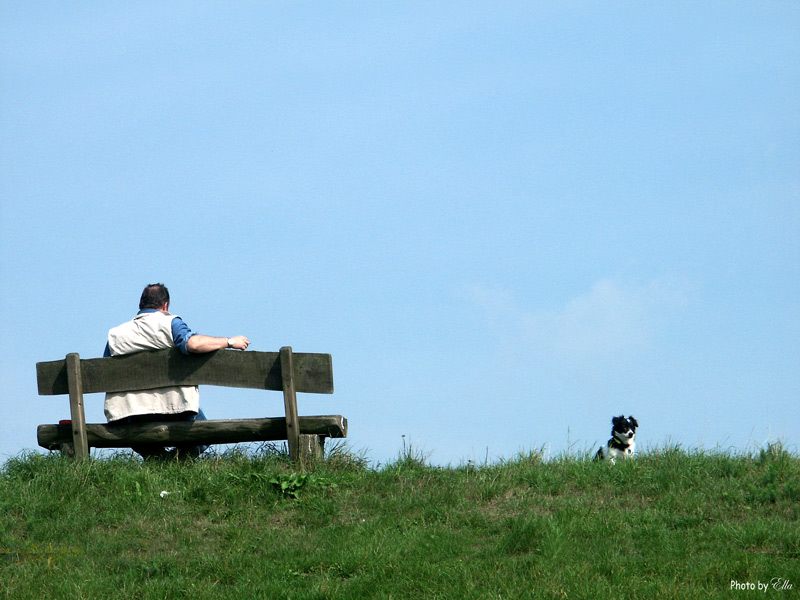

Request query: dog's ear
[{"left": 628, "top": 416, "right": 638, "bottom": 428}]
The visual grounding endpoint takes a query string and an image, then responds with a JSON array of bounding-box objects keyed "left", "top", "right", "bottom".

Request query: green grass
[{"left": 1, "top": 444, "right": 798, "bottom": 599}]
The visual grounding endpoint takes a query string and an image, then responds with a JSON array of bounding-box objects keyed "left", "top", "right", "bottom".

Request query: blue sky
[{"left": 1, "top": 2, "right": 798, "bottom": 465}]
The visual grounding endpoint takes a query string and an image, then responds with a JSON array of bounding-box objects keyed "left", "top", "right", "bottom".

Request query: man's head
[{"left": 139, "top": 283, "right": 170, "bottom": 310}]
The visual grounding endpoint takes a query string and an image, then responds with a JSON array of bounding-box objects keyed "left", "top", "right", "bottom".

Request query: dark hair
[{"left": 139, "top": 283, "right": 170, "bottom": 310}]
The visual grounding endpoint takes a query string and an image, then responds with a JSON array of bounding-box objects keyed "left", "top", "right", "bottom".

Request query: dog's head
[{"left": 611, "top": 415, "right": 638, "bottom": 442}]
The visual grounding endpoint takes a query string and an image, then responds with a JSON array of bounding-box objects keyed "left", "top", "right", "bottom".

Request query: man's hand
[{"left": 227, "top": 336, "right": 250, "bottom": 351}]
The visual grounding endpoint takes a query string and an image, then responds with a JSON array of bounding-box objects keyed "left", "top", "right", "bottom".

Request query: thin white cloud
[{"left": 469, "top": 277, "right": 689, "bottom": 365}]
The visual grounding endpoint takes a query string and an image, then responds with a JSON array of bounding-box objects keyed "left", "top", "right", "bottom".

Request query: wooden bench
[{"left": 36, "top": 346, "right": 346, "bottom": 462}]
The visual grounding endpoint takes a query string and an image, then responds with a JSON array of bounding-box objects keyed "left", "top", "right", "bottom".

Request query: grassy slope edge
[{"left": 1, "top": 445, "right": 798, "bottom": 599}]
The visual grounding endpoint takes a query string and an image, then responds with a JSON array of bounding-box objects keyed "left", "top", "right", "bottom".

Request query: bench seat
[{"left": 38, "top": 415, "right": 347, "bottom": 450}]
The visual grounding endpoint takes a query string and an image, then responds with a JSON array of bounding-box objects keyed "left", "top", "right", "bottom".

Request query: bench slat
[
  {"left": 36, "top": 348, "right": 334, "bottom": 396},
  {"left": 37, "top": 415, "right": 347, "bottom": 449}
]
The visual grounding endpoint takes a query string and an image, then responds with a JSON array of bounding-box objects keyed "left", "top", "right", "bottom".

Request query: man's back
[
  {"left": 107, "top": 310, "right": 175, "bottom": 355},
  {"left": 104, "top": 308, "right": 199, "bottom": 422}
]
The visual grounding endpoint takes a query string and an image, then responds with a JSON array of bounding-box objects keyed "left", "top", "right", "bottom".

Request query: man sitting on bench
[{"left": 104, "top": 283, "right": 250, "bottom": 459}]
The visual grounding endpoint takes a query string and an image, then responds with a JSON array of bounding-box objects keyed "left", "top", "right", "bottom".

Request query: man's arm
[
  {"left": 187, "top": 334, "right": 250, "bottom": 353},
  {"left": 171, "top": 316, "right": 249, "bottom": 354}
]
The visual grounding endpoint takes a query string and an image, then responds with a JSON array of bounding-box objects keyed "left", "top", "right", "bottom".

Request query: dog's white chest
[{"left": 604, "top": 442, "right": 635, "bottom": 464}]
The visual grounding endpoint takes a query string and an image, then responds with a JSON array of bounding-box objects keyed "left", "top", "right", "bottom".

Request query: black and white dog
[{"left": 595, "top": 415, "right": 638, "bottom": 463}]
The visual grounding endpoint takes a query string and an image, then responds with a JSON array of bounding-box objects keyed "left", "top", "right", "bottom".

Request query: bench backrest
[
  {"left": 36, "top": 346, "right": 333, "bottom": 460},
  {"left": 37, "top": 348, "right": 334, "bottom": 395}
]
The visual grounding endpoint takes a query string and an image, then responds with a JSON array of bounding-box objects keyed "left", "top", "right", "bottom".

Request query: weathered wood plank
[
  {"left": 66, "top": 353, "right": 89, "bottom": 459},
  {"left": 37, "top": 415, "right": 347, "bottom": 449},
  {"left": 280, "top": 346, "right": 300, "bottom": 461},
  {"left": 36, "top": 348, "right": 333, "bottom": 396}
]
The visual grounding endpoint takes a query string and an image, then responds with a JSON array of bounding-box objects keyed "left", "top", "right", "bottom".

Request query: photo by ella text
[{"left": 730, "top": 578, "right": 793, "bottom": 592}]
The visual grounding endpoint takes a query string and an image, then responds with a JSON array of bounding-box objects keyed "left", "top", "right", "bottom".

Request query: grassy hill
[{"left": 1, "top": 444, "right": 798, "bottom": 599}]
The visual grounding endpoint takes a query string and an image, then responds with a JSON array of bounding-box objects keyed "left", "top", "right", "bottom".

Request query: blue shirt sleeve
[{"left": 171, "top": 317, "right": 195, "bottom": 354}]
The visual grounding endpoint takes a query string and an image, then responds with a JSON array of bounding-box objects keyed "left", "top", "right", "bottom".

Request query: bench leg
[
  {"left": 299, "top": 434, "right": 324, "bottom": 464},
  {"left": 58, "top": 442, "right": 75, "bottom": 458},
  {"left": 280, "top": 347, "right": 301, "bottom": 462},
  {"left": 66, "top": 353, "right": 89, "bottom": 460}
]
